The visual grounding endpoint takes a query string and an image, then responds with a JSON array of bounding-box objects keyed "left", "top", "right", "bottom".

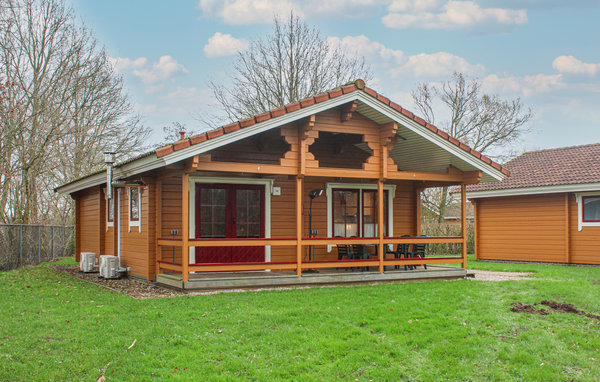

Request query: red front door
[{"left": 194, "top": 184, "right": 265, "bottom": 264}]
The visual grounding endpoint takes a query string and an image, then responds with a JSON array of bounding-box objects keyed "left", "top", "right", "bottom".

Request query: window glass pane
[
  {"left": 333, "top": 190, "right": 359, "bottom": 237},
  {"left": 199, "top": 188, "right": 226, "bottom": 238},
  {"left": 130, "top": 188, "right": 140, "bottom": 220},
  {"left": 583, "top": 197, "right": 600, "bottom": 221}
]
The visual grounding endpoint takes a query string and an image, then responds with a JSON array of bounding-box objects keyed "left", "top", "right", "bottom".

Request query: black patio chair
[
  {"left": 351, "top": 244, "right": 368, "bottom": 271},
  {"left": 385, "top": 242, "right": 411, "bottom": 270},
  {"left": 407, "top": 243, "right": 427, "bottom": 270}
]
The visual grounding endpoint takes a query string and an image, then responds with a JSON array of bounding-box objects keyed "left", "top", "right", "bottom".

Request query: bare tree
[
  {"left": 210, "top": 12, "right": 372, "bottom": 122},
  {"left": 0, "top": 0, "right": 150, "bottom": 224},
  {"left": 412, "top": 72, "right": 533, "bottom": 223}
]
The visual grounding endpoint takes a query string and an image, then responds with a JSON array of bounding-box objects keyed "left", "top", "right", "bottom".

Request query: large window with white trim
[
  {"left": 583, "top": 196, "right": 600, "bottom": 222},
  {"left": 328, "top": 183, "right": 394, "bottom": 239},
  {"left": 575, "top": 192, "right": 600, "bottom": 231}
]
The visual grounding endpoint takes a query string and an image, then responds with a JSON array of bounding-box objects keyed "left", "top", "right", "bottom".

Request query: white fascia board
[
  {"left": 162, "top": 93, "right": 360, "bottom": 166},
  {"left": 355, "top": 93, "right": 506, "bottom": 182},
  {"left": 467, "top": 182, "right": 600, "bottom": 199},
  {"left": 56, "top": 155, "right": 166, "bottom": 195}
]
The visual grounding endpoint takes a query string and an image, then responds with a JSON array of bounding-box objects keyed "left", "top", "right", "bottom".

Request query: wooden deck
[{"left": 156, "top": 265, "right": 466, "bottom": 290}]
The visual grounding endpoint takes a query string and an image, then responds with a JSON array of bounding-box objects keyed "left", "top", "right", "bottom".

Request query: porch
[{"left": 157, "top": 265, "right": 466, "bottom": 290}]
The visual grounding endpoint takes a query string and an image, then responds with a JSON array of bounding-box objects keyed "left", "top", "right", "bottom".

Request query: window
[
  {"left": 583, "top": 196, "right": 600, "bottom": 222},
  {"left": 331, "top": 187, "right": 390, "bottom": 238},
  {"left": 575, "top": 193, "right": 600, "bottom": 231},
  {"left": 128, "top": 187, "right": 141, "bottom": 231}
]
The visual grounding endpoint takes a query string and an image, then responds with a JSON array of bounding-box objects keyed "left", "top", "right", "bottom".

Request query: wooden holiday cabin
[
  {"left": 467, "top": 144, "right": 600, "bottom": 264},
  {"left": 56, "top": 80, "right": 508, "bottom": 287}
]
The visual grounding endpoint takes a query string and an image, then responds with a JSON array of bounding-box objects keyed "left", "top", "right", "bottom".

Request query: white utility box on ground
[
  {"left": 99, "top": 255, "right": 119, "bottom": 279},
  {"left": 80, "top": 252, "right": 97, "bottom": 273}
]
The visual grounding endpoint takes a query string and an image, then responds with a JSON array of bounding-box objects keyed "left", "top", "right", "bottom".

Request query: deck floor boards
[{"left": 157, "top": 266, "right": 466, "bottom": 290}]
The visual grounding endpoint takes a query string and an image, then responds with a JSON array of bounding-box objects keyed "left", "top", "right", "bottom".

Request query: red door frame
[{"left": 194, "top": 183, "right": 265, "bottom": 263}]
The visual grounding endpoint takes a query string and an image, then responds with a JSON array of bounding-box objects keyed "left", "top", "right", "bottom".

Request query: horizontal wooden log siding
[
  {"left": 476, "top": 193, "right": 570, "bottom": 263},
  {"left": 78, "top": 187, "right": 101, "bottom": 258}
]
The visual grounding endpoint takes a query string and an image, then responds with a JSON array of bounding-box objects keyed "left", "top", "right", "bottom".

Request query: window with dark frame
[
  {"left": 130, "top": 187, "right": 140, "bottom": 222},
  {"left": 332, "top": 188, "right": 389, "bottom": 238},
  {"left": 582, "top": 196, "right": 600, "bottom": 222}
]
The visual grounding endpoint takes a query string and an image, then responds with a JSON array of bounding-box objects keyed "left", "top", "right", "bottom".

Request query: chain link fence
[{"left": 0, "top": 224, "right": 75, "bottom": 271}]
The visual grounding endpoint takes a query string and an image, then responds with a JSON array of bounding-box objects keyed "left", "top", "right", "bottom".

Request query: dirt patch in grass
[
  {"left": 51, "top": 265, "right": 183, "bottom": 299},
  {"left": 468, "top": 269, "right": 534, "bottom": 281},
  {"left": 511, "top": 300, "right": 600, "bottom": 321}
]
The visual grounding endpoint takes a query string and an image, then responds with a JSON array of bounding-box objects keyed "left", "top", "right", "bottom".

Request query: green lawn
[{"left": 1, "top": 257, "right": 599, "bottom": 381}]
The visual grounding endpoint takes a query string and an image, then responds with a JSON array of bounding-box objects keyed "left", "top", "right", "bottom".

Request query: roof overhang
[
  {"left": 467, "top": 182, "right": 600, "bottom": 199},
  {"left": 57, "top": 90, "right": 506, "bottom": 195}
]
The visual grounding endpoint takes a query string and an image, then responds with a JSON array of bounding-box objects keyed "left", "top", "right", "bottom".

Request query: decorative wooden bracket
[
  {"left": 301, "top": 115, "right": 316, "bottom": 140},
  {"left": 340, "top": 100, "right": 358, "bottom": 122},
  {"left": 184, "top": 155, "right": 201, "bottom": 173}
]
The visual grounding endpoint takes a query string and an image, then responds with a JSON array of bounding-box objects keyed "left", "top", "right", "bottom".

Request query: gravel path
[{"left": 467, "top": 269, "right": 534, "bottom": 281}]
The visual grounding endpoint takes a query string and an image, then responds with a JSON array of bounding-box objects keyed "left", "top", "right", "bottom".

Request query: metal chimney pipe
[{"left": 104, "top": 151, "right": 116, "bottom": 200}]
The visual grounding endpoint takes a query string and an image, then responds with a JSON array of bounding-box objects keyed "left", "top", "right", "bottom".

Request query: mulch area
[
  {"left": 51, "top": 265, "right": 183, "bottom": 299},
  {"left": 511, "top": 300, "right": 600, "bottom": 320}
]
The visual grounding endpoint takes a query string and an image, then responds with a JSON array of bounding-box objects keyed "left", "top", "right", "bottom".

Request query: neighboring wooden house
[
  {"left": 467, "top": 144, "right": 600, "bottom": 264},
  {"left": 56, "top": 80, "right": 508, "bottom": 288}
]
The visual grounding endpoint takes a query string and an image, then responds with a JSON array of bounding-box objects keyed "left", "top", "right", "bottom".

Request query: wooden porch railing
[{"left": 156, "top": 236, "right": 466, "bottom": 278}]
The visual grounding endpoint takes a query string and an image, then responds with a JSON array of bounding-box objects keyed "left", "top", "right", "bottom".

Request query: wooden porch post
[
  {"left": 182, "top": 174, "right": 190, "bottom": 282},
  {"left": 415, "top": 186, "right": 422, "bottom": 236},
  {"left": 296, "top": 176, "right": 303, "bottom": 277},
  {"left": 155, "top": 178, "right": 162, "bottom": 278},
  {"left": 460, "top": 183, "right": 467, "bottom": 269},
  {"left": 377, "top": 179, "right": 385, "bottom": 273},
  {"left": 473, "top": 200, "right": 479, "bottom": 260}
]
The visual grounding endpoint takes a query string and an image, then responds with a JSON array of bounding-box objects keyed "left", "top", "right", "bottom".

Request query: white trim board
[
  {"left": 467, "top": 182, "right": 600, "bottom": 199},
  {"left": 188, "top": 176, "right": 274, "bottom": 264}
]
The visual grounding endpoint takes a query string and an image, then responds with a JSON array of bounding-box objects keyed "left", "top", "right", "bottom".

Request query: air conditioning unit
[
  {"left": 80, "top": 252, "right": 97, "bottom": 273},
  {"left": 99, "top": 255, "right": 119, "bottom": 279}
]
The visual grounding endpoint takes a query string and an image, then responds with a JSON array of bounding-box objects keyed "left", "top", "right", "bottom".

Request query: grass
[{"left": 1, "top": 257, "right": 599, "bottom": 381}]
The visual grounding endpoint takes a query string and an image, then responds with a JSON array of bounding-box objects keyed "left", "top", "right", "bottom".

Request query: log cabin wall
[
  {"left": 476, "top": 194, "right": 566, "bottom": 262},
  {"left": 76, "top": 187, "right": 102, "bottom": 261}
]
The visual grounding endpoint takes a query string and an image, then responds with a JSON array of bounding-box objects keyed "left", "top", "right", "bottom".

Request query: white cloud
[
  {"left": 109, "top": 57, "right": 147, "bottom": 71},
  {"left": 198, "top": 0, "right": 300, "bottom": 25},
  {"left": 198, "top": 0, "right": 383, "bottom": 25},
  {"left": 552, "top": 55, "right": 600, "bottom": 76},
  {"left": 328, "top": 35, "right": 406, "bottom": 64},
  {"left": 329, "top": 35, "right": 483, "bottom": 78},
  {"left": 204, "top": 32, "right": 249, "bottom": 58},
  {"left": 132, "top": 55, "right": 188, "bottom": 84},
  {"left": 402, "top": 52, "right": 484, "bottom": 77},
  {"left": 383, "top": 1, "right": 528, "bottom": 31},
  {"left": 483, "top": 73, "right": 564, "bottom": 97}
]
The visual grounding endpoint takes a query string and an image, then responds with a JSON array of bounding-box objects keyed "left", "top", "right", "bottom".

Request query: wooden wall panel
[
  {"left": 476, "top": 194, "right": 566, "bottom": 262},
  {"left": 569, "top": 194, "right": 600, "bottom": 264},
  {"left": 158, "top": 177, "right": 184, "bottom": 265},
  {"left": 78, "top": 188, "right": 101, "bottom": 256},
  {"left": 118, "top": 186, "right": 151, "bottom": 279}
]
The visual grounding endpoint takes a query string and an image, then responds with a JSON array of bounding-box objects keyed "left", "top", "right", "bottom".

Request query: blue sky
[{"left": 70, "top": 0, "right": 600, "bottom": 156}]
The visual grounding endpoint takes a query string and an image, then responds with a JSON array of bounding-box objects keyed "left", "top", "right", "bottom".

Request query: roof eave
[{"left": 467, "top": 182, "right": 600, "bottom": 199}]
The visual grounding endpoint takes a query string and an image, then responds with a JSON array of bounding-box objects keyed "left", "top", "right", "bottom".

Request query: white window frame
[
  {"left": 325, "top": 182, "right": 396, "bottom": 252},
  {"left": 575, "top": 192, "right": 600, "bottom": 231},
  {"left": 104, "top": 188, "right": 114, "bottom": 231},
  {"left": 128, "top": 186, "right": 141, "bottom": 232},
  {"left": 189, "top": 176, "right": 273, "bottom": 264}
]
